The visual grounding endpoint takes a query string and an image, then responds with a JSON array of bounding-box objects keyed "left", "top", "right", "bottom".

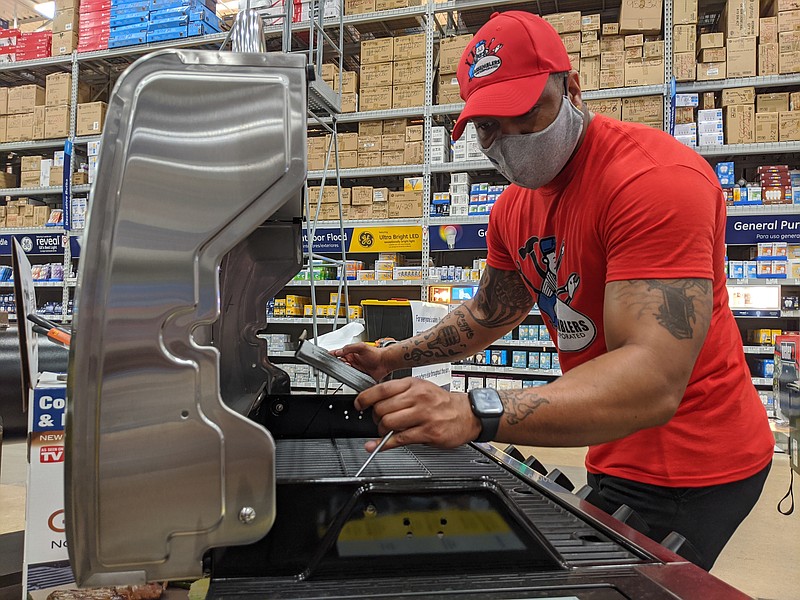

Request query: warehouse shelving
[
  {"left": 743, "top": 346, "right": 776, "bottom": 355},
  {"left": 266, "top": 317, "right": 365, "bottom": 325},
  {"left": 308, "top": 164, "right": 425, "bottom": 179},
  {"left": 490, "top": 339, "right": 557, "bottom": 349},
  {"left": 287, "top": 279, "right": 424, "bottom": 286},
  {"left": 727, "top": 205, "right": 800, "bottom": 216},
  {"left": 697, "top": 142, "right": 800, "bottom": 157},
  {"left": 752, "top": 377, "right": 773, "bottom": 387},
  {"left": 452, "top": 364, "right": 563, "bottom": 378},
  {"left": 676, "top": 74, "right": 800, "bottom": 93}
]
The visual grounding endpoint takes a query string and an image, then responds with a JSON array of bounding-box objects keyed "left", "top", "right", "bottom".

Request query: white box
[
  {"left": 675, "top": 134, "right": 697, "bottom": 147},
  {"left": 451, "top": 172, "right": 469, "bottom": 184},
  {"left": 698, "top": 120, "right": 724, "bottom": 134},
  {"left": 698, "top": 108, "right": 723, "bottom": 122},
  {"left": 698, "top": 132, "right": 725, "bottom": 145},
  {"left": 38, "top": 159, "right": 52, "bottom": 187},
  {"left": 451, "top": 204, "right": 468, "bottom": 216},
  {"left": 53, "top": 151, "right": 64, "bottom": 167},
  {"left": 430, "top": 126, "right": 448, "bottom": 145},
  {"left": 675, "top": 93, "right": 699, "bottom": 107},
  {"left": 430, "top": 144, "right": 450, "bottom": 164},
  {"left": 673, "top": 123, "right": 697, "bottom": 136},
  {"left": 87, "top": 140, "right": 101, "bottom": 156}
]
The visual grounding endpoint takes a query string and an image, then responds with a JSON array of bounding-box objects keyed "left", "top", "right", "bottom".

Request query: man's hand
[
  {"left": 332, "top": 342, "right": 391, "bottom": 382},
  {"left": 354, "top": 378, "right": 481, "bottom": 452}
]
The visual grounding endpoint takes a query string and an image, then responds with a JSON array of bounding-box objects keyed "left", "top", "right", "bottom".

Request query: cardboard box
[
  {"left": 675, "top": 106, "right": 696, "bottom": 124},
  {"left": 761, "top": 16, "right": 778, "bottom": 43},
  {"left": 21, "top": 156, "right": 42, "bottom": 171},
  {"left": 375, "top": 0, "right": 405, "bottom": 9},
  {"left": 437, "top": 74, "right": 461, "bottom": 104},
  {"left": 619, "top": 0, "right": 663, "bottom": 33},
  {"left": 585, "top": 98, "right": 622, "bottom": 119},
  {"left": 360, "top": 86, "right": 392, "bottom": 111},
  {"left": 76, "top": 101, "right": 107, "bottom": 136},
  {"left": 0, "top": 88, "right": 7, "bottom": 114},
  {"left": 348, "top": 204, "right": 373, "bottom": 220},
  {"left": 8, "top": 85, "right": 45, "bottom": 114},
  {"left": 756, "top": 111, "right": 780, "bottom": 142},
  {"left": 723, "top": 0, "right": 759, "bottom": 38},
  {"left": 672, "top": 24, "right": 696, "bottom": 53},
  {"left": 405, "top": 124, "right": 423, "bottom": 141},
  {"left": 51, "top": 31, "right": 78, "bottom": 56},
  {"left": 779, "top": 31, "right": 800, "bottom": 73},
  {"left": 727, "top": 36, "right": 757, "bottom": 78},
  {"left": 393, "top": 59, "right": 426, "bottom": 84},
  {"left": 337, "top": 132, "right": 358, "bottom": 152},
  {"left": 381, "top": 133, "right": 405, "bottom": 151},
  {"left": 700, "top": 47, "right": 726, "bottom": 62},
  {"left": 625, "top": 46, "right": 643, "bottom": 59},
  {"left": 381, "top": 150, "right": 405, "bottom": 166},
  {"left": 394, "top": 33, "right": 425, "bottom": 60},
  {"left": 358, "top": 152, "right": 383, "bottom": 168},
  {"left": 6, "top": 111, "right": 34, "bottom": 141},
  {"left": 583, "top": 30, "right": 598, "bottom": 42},
  {"left": 699, "top": 33, "right": 724, "bottom": 49},
  {"left": 360, "top": 62, "right": 393, "bottom": 87},
  {"left": 674, "top": 52, "right": 697, "bottom": 81},
  {"left": 49, "top": 166, "right": 64, "bottom": 186},
  {"left": 760, "top": 43, "right": 780, "bottom": 75},
  {"left": 543, "top": 12, "right": 582, "bottom": 33},
  {"left": 601, "top": 51, "right": 626, "bottom": 69},
  {"left": 621, "top": 95, "right": 663, "bottom": 123},
  {"left": 791, "top": 91, "right": 800, "bottom": 109},
  {"left": 725, "top": 105, "right": 755, "bottom": 144},
  {"left": 53, "top": 8, "right": 79, "bottom": 33},
  {"left": 361, "top": 38, "right": 393, "bottom": 64},
  {"left": 602, "top": 23, "right": 620, "bottom": 35},
  {"left": 779, "top": 111, "right": 800, "bottom": 141},
  {"left": 568, "top": 53, "right": 580, "bottom": 70},
  {"left": 341, "top": 93, "right": 358, "bottom": 113},
  {"left": 600, "top": 68, "right": 625, "bottom": 88},
  {"left": 624, "top": 34, "right": 644, "bottom": 47},
  {"left": 372, "top": 201, "right": 388, "bottom": 219},
  {"left": 644, "top": 40, "right": 665, "bottom": 58},
  {"left": 333, "top": 71, "right": 358, "bottom": 94},
  {"left": 600, "top": 36, "right": 625, "bottom": 53},
  {"left": 383, "top": 118, "right": 408, "bottom": 134},
  {"left": 778, "top": 9, "right": 800, "bottom": 32},
  {"left": 757, "top": 92, "right": 790, "bottom": 112},
  {"left": 21, "top": 170, "right": 41, "bottom": 187},
  {"left": 351, "top": 186, "right": 373, "bottom": 206},
  {"left": 33, "top": 106, "right": 45, "bottom": 140},
  {"left": 359, "top": 121, "right": 383, "bottom": 136},
  {"left": 579, "top": 56, "right": 600, "bottom": 91},
  {"left": 625, "top": 57, "right": 664, "bottom": 86},
  {"left": 45, "top": 105, "right": 70, "bottom": 139},
  {"left": 581, "top": 13, "right": 601, "bottom": 31},
  {"left": 345, "top": 0, "right": 374, "bottom": 14},
  {"left": 580, "top": 40, "right": 600, "bottom": 57},
  {"left": 339, "top": 151, "right": 358, "bottom": 169},
  {"left": 722, "top": 87, "right": 755, "bottom": 106},
  {"left": 388, "top": 190, "right": 422, "bottom": 218},
  {"left": 703, "top": 92, "right": 716, "bottom": 109},
  {"left": 392, "top": 83, "right": 424, "bottom": 108},
  {"left": 358, "top": 134, "right": 382, "bottom": 153},
  {"left": 697, "top": 61, "right": 727, "bottom": 81},
  {"left": 560, "top": 32, "right": 581, "bottom": 53},
  {"left": 404, "top": 140, "right": 423, "bottom": 164},
  {"left": 439, "top": 35, "right": 471, "bottom": 74},
  {"left": 674, "top": 0, "right": 698, "bottom": 24},
  {"left": 46, "top": 73, "right": 71, "bottom": 107}
]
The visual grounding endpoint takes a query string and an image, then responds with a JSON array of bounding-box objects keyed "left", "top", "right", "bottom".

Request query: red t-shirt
[{"left": 486, "top": 114, "right": 774, "bottom": 487}]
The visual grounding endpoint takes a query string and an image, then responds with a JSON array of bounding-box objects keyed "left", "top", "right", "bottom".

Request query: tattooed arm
[
  {"left": 334, "top": 266, "right": 534, "bottom": 381},
  {"left": 354, "top": 278, "right": 712, "bottom": 451}
]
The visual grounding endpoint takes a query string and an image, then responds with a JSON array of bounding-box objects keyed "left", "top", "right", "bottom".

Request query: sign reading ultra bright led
[{"left": 302, "top": 226, "right": 423, "bottom": 253}]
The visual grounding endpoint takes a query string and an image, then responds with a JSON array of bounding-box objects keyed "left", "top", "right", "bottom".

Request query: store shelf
[
  {"left": 308, "top": 164, "right": 424, "bottom": 179},
  {"left": 309, "top": 217, "right": 423, "bottom": 228},
  {"left": 0, "top": 185, "right": 63, "bottom": 197},
  {"left": 452, "top": 364, "right": 562, "bottom": 377},
  {"left": 676, "top": 74, "right": 800, "bottom": 93},
  {"left": 74, "top": 135, "right": 102, "bottom": 146},
  {"left": 782, "top": 310, "right": 800, "bottom": 318},
  {"left": 752, "top": 377, "right": 773, "bottom": 386},
  {"left": 429, "top": 215, "right": 490, "bottom": 225},
  {"left": 286, "top": 279, "right": 423, "bottom": 286},
  {"left": 430, "top": 159, "right": 495, "bottom": 173},
  {"left": 727, "top": 204, "right": 800, "bottom": 215},
  {"left": 727, "top": 278, "right": 799, "bottom": 286},
  {"left": 696, "top": 142, "right": 800, "bottom": 157},
  {"left": 0, "top": 54, "right": 71, "bottom": 74},
  {"left": 76, "top": 33, "right": 227, "bottom": 63},
  {"left": 490, "top": 339, "right": 557, "bottom": 349},
  {"left": 336, "top": 106, "right": 426, "bottom": 123},
  {"left": 0, "top": 138, "right": 70, "bottom": 153},
  {"left": 266, "top": 317, "right": 365, "bottom": 325},
  {"left": 743, "top": 346, "right": 775, "bottom": 354},
  {"left": 6, "top": 313, "right": 70, "bottom": 323},
  {"left": 0, "top": 226, "right": 64, "bottom": 235},
  {"left": 0, "top": 281, "right": 66, "bottom": 288}
]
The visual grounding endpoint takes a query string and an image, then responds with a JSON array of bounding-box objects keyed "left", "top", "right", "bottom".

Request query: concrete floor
[{"left": 2, "top": 440, "right": 798, "bottom": 599}]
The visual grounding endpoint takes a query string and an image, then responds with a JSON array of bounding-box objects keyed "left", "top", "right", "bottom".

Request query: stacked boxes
[
  {"left": 763, "top": 0, "right": 800, "bottom": 74},
  {"left": 17, "top": 31, "right": 52, "bottom": 61},
  {"left": 78, "top": 0, "right": 111, "bottom": 53},
  {"left": 6, "top": 85, "right": 45, "bottom": 143},
  {"left": 452, "top": 122, "right": 483, "bottom": 162},
  {"left": 698, "top": 108, "right": 725, "bottom": 146},
  {"left": 76, "top": 101, "right": 108, "bottom": 136},
  {"left": 392, "top": 34, "right": 426, "bottom": 109},
  {"left": 320, "top": 64, "right": 358, "bottom": 113},
  {"left": 621, "top": 95, "right": 663, "bottom": 128},
  {"left": 359, "top": 37, "right": 393, "bottom": 111},
  {"left": 437, "top": 35, "right": 470, "bottom": 104},
  {"left": 723, "top": 87, "right": 756, "bottom": 145},
  {"left": 147, "top": 0, "right": 222, "bottom": 45},
  {"left": 0, "top": 198, "right": 58, "bottom": 229},
  {"left": 0, "top": 29, "right": 19, "bottom": 63},
  {"left": 259, "top": 0, "right": 341, "bottom": 25},
  {"left": 430, "top": 125, "right": 449, "bottom": 164}
]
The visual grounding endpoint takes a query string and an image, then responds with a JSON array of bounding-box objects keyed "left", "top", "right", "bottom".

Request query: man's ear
[{"left": 566, "top": 70, "right": 582, "bottom": 108}]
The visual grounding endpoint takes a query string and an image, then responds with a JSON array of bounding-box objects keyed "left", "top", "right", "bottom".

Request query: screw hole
[
  {"left": 406, "top": 531, "right": 413, "bottom": 538},
  {"left": 437, "top": 531, "right": 444, "bottom": 538},
  {"left": 180, "top": 410, "right": 189, "bottom": 419},
  {"left": 440, "top": 518, "right": 447, "bottom": 526},
  {"left": 403, "top": 518, "right": 411, "bottom": 526}
]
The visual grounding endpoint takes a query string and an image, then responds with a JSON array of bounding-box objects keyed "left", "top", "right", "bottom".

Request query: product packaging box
[
  {"left": 697, "top": 62, "right": 727, "bottom": 81},
  {"left": 757, "top": 92, "right": 790, "bottom": 113},
  {"left": 725, "top": 105, "right": 755, "bottom": 144},
  {"left": 722, "top": 87, "right": 755, "bottom": 107},
  {"left": 8, "top": 85, "right": 45, "bottom": 114},
  {"left": 360, "top": 37, "right": 393, "bottom": 64},
  {"left": 722, "top": 0, "right": 759, "bottom": 39},
  {"left": 673, "top": 24, "right": 696, "bottom": 53},
  {"left": 775, "top": 335, "right": 800, "bottom": 419},
  {"left": 779, "top": 111, "right": 800, "bottom": 141},
  {"left": 756, "top": 112, "right": 780, "bottom": 142},
  {"left": 512, "top": 351, "right": 527, "bottom": 368},
  {"left": 44, "top": 105, "right": 70, "bottom": 139},
  {"left": 76, "top": 102, "right": 107, "bottom": 136},
  {"left": 539, "top": 353, "right": 552, "bottom": 370},
  {"left": 727, "top": 36, "right": 757, "bottom": 78},
  {"left": 618, "top": 0, "right": 663, "bottom": 33},
  {"left": 760, "top": 43, "right": 780, "bottom": 76}
]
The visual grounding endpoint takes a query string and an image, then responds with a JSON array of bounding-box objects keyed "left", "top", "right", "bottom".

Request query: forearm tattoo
[
  {"left": 400, "top": 306, "right": 477, "bottom": 365},
  {"left": 467, "top": 267, "right": 533, "bottom": 329},
  {"left": 612, "top": 279, "right": 711, "bottom": 340},
  {"left": 499, "top": 390, "right": 551, "bottom": 425}
]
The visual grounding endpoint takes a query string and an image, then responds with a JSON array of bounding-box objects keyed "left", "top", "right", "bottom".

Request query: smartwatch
[{"left": 468, "top": 388, "right": 504, "bottom": 443}]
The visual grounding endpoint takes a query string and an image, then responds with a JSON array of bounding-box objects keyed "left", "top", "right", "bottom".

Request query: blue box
[
  {"left": 111, "top": 22, "right": 149, "bottom": 35},
  {"left": 522, "top": 381, "right": 535, "bottom": 388},
  {"left": 527, "top": 352, "right": 540, "bottom": 370},
  {"left": 148, "top": 16, "right": 189, "bottom": 30},
  {"left": 745, "top": 262, "right": 758, "bottom": 279},
  {"left": 757, "top": 359, "right": 775, "bottom": 378},
  {"left": 551, "top": 353, "right": 560, "bottom": 371},
  {"left": 540, "top": 353, "right": 552, "bottom": 370},
  {"left": 539, "top": 325, "right": 551, "bottom": 342},
  {"left": 189, "top": 15, "right": 220, "bottom": 34},
  {"left": 715, "top": 161, "right": 736, "bottom": 188},
  {"left": 110, "top": 14, "right": 149, "bottom": 27},
  {"left": 111, "top": 4, "right": 150, "bottom": 17},
  {"left": 146, "top": 26, "right": 188, "bottom": 42},
  {"left": 151, "top": 0, "right": 216, "bottom": 11},
  {"left": 490, "top": 350, "right": 507, "bottom": 366},
  {"left": 517, "top": 325, "right": 528, "bottom": 340},
  {"left": 501, "top": 331, "right": 513, "bottom": 341},
  {"left": 512, "top": 351, "right": 527, "bottom": 368},
  {"left": 109, "top": 35, "right": 147, "bottom": 47}
]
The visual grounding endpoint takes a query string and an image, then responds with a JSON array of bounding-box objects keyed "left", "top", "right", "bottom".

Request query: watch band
[{"left": 475, "top": 413, "right": 501, "bottom": 443}]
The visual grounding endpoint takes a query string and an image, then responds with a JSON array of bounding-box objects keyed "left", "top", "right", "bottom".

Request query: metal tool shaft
[{"left": 354, "top": 430, "right": 394, "bottom": 477}]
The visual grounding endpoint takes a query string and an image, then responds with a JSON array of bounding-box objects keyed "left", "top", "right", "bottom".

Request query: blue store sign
[
  {"left": 726, "top": 215, "right": 800, "bottom": 245},
  {"left": 429, "top": 223, "right": 489, "bottom": 251},
  {"left": 0, "top": 234, "right": 64, "bottom": 256}
]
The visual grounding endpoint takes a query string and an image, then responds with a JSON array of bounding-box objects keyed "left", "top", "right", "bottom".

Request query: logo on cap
[{"left": 466, "top": 38, "right": 504, "bottom": 80}]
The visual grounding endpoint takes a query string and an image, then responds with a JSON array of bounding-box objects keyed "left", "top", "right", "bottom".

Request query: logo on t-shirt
[{"left": 516, "top": 235, "right": 597, "bottom": 352}]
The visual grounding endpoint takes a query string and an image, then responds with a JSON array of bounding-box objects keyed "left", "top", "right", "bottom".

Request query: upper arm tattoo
[
  {"left": 612, "top": 279, "right": 711, "bottom": 341},
  {"left": 466, "top": 266, "right": 534, "bottom": 329}
]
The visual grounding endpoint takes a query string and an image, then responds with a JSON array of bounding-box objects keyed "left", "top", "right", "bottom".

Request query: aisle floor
[{"left": 2, "top": 440, "right": 798, "bottom": 599}]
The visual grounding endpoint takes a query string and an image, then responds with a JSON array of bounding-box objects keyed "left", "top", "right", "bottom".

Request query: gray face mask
[{"left": 481, "top": 96, "right": 585, "bottom": 190}]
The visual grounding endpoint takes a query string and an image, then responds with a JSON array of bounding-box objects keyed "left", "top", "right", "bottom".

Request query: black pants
[{"left": 587, "top": 462, "right": 771, "bottom": 571}]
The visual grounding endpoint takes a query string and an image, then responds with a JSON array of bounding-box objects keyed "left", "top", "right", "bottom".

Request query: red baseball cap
[{"left": 452, "top": 11, "right": 572, "bottom": 141}]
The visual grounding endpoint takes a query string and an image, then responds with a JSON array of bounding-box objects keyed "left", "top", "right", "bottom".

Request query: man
[{"left": 335, "top": 11, "right": 773, "bottom": 570}]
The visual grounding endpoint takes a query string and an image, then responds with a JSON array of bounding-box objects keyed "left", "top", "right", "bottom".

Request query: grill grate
[{"left": 274, "top": 439, "right": 646, "bottom": 567}]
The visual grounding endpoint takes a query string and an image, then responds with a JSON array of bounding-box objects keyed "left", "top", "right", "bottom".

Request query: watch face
[{"left": 472, "top": 389, "right": 504, "bottom": 416}]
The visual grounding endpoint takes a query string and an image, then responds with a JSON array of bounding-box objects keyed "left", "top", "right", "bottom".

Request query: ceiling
[{"left": 0, "top": 0, "right": 48, "bottom": 25}]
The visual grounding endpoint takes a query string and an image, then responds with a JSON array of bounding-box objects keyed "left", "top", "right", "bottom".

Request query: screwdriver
[{"left": 354, "top": 430, "right": 394, "bottom": 477}]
